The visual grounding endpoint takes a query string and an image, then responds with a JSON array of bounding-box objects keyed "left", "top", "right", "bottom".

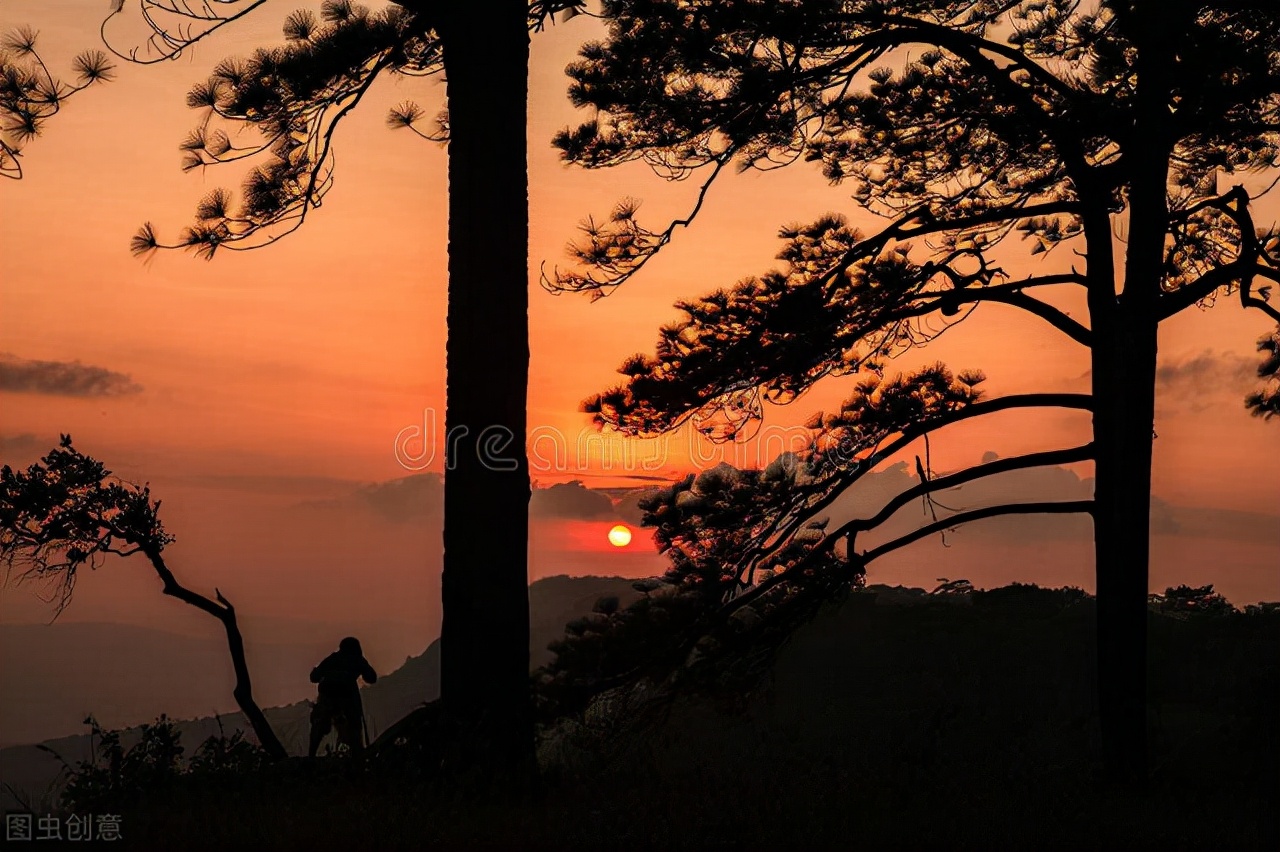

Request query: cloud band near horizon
[{"left": 0, "top": 354, "right": 142, "bottom": 397}]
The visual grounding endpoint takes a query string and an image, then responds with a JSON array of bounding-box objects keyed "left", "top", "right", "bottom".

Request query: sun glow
[{"left": 607, "top": 524, "right": 633, "bottom": 547}]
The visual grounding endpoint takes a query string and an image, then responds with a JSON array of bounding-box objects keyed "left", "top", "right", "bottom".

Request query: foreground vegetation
[{"left": 39, "top": 584, "right": 1278, "bottom": 851}]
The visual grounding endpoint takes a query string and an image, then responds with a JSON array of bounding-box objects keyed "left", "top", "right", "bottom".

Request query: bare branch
[
  {"left": 731, "top": 395, "right": 1093, "bottom": 584},
  {"left": 834, "top": 443, "right": 1095, "bottom": 550},
  {"left": 100, "top": 1, "right": 270, "bottom": 66},
  {"left": 861, "top": 500, "right": 1095, "bottom": 564}
]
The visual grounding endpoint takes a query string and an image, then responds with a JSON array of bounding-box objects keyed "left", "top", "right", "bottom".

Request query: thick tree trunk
[
  {"left": 1089, "top": 315, "right": 1157, "bottom": 783},
  {"left": 437, "top": 3, "right": 534, "bottom": 780},
  {"left": 1076, "top": 0, "right": 1176, "bottom": 778},
  {"left": 1082, "top": 41, "right": 1170, "bottom": 777}
]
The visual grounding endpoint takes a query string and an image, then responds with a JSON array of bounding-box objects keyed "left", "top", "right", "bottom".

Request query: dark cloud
[
  {"left": 290, "top": 473, "right": 443, "bottom": 523},
  {"left": 1156, "top": 350, "right": 1257, "bottom": 393},
  {"left": 358, "top": 473, "right": 443, "bottom": 523},
  {"left": 1150, "top": 350, "right": 1260, "bottom": 413},
  {"left": 613, "top": 486, "right": 667, "bottom": 525},
  {"left": 1077, "top": 350, "right": 1258, "bottom": 408},
  {"left": 531, "top": 480, "right": 615, "bottom": 520},
  {"left": 298, "top": 476, "right": 638, "bottom": 525},
  {"left": 0, "top": 353, "right": 142, "bottom": 397},
  {"left": 1159, "top": 502, "right": 1280, "bottom": 547},
  {"left": 285, "top": 460, "right": 1278, "bottom": 558},
  {"left": 1149, "top": 497, "right": 1181, "bottom": 536},
  {"left": 177, "top": 473, "right": 361, "bottom": 495}
]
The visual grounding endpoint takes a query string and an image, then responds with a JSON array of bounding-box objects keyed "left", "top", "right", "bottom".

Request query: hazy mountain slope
[
  {"left": 0, "top": 575, "right": 639, "bottom": 808},
  {"left": 0, "top": 622, "right": 324, "bottom": 748}
]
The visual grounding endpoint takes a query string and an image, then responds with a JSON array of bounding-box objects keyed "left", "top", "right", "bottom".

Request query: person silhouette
[{"left": 308, "top": 636, "right": 377, "bottom": 758}]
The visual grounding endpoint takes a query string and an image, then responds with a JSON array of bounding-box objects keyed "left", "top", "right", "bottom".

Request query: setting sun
[{"left": 607, "top": 525, "right": 632, "bottom": 548}]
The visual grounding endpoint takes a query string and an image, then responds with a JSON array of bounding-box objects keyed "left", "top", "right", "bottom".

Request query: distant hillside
[
  {"left": 28, "top": 583, "right": 1278, "bottom": 851},
  {"left": 0, "top": 622, "right": 325, "bottom": 748},
  {"left": 0, "top": 575, "right": 638, "bottom": 810}
]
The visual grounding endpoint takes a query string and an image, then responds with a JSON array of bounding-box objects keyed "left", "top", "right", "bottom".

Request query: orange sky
[{"left": 2, "top": 0, "right": 1278, "bottom": 652}]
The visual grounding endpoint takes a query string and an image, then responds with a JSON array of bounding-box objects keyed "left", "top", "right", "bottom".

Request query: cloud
[
  {"left": 0, "top": 353, "right": 142, "bottom": 397},
  {"left": 613, "top": 486, "right": 666, "bottom": 525},
  {"left": 531, "top": 480, "right": 615, "bottom": 520},
  {"left": 1156, "top": 350, "right": 1257, "bottom": 395},
  {"left": 175, "top": 472, "right": 362, "bottom": 496},
  {"left": 358, "top": 473, "right": 443, "bottom": 523},
  {"left": 286, "top": 462, "right": 1277, "bottom": 563},
  {"left": 1078, "top": 349, "right": 1261, "bottom": 414},
  {"left": 297, "top": 475, "right": 642, "bottom": 526},
  {"left": 0, "top": 433, "right": 49, "bottom": 462},
  {"left": 289, "top": 473, "right": 443, "bottom": 523},
  {"left": 823, "top": 459, "right": 1278, "bottom": 549},
  {"left": 1155, "top": 500, "right": 1280, "bottom": 547}
]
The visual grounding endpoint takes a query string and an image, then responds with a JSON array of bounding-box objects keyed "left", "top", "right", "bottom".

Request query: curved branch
[
  {"left": 144, "top": 546, "right": 287, "bottom": 760},
  {"left": 834, "top": 443, "right": 1094, "bottom": 547},
  {"left": 1242, "top": 266, "right": 1280, "bottom": 323},
  {"left": 142, "top": 52, "right": 396, "bottom": 258},
  {"left": 853, "top": 14, "right": 1085, "bottom": 107},
  {"left": 542, "top": 153, "right": 732, "bottom": 296},
  {"left": 825, "top": 16, "right": 1096, "bottom": 170},
  {"left": 860, "top": 500, "right": 1094, "bottom": 564},
  {"left": 0, "top": 139, "right": 21, "bottom": 179},
  {"left": 100, "top": 0, "right": 270, "bottom": 66},
  {"left": 885, "top": 279, "right": 1091, "bottom": 346},
  {"left": 1157, "top": 260, "right": 1280, "bottom": 324},
  {"left": 978, "top": 290, "right": 1092, "bottom": 345},
  {"left": 1158, "top": 186, "right": 1270, "bottom": 319},
  {"left": 814, "top": 200, "right": 1084, "bottom": 296},
  {"left": 737, "top": 394, "right": 1093, "bottom": 578}
]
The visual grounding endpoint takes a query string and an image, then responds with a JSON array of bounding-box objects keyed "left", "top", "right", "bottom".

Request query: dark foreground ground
[{"left": 34, "top": 589, "right": 1280, "bottom": 851}]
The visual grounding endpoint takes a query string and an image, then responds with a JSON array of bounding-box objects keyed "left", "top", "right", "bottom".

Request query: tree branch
[
  {"left": 852, "top": 14, "right": 1084, "bottom": 107},
  {"left": 1158, "top": 262, "right": 1280, "bottom": 324},
  {"left": 976, "top": 290, "right": 1092, "bottom": 345},
  {"left": 144, "top": 546, "right": 286, "bottom": 760},
  {"left": 736, "top": 394, "right": 1093, "bottom": 579},
  {"left": 543, "top": 153, "right": 732, "bottom": 296},
  {"left": 1158, "top": 185, "right": 1279, "bottom": 322},
  {"left": 860, "top": 500, "right": 1094, "bottom": 564},
  {"left": 100, "top": 0, "right": 270, "bottom": 66},
  {"left": 1158, "top": 259, "right": 1251, "bottom": 319},
  {"left": 812, "top": 200, "right": 1083, "bottom": 298},
  {"left": 839, "top": 443, "right": 1094, "bottom": 547},
  {"left": 1243, "top": 266, "right": 1280, "bottom": 323}
]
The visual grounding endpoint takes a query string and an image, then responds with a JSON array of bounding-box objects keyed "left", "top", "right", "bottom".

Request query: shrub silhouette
[{"left": 56, "top": 716, "right": 270, "bottom": 813}]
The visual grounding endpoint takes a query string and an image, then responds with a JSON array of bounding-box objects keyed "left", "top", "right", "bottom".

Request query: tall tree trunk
[
  {"left": 1079, "top": 4, "right": 1175, "bottom": 781},
  {"left": 1089, "top": 315, "right": 1157, "bottom": 782},
  {"left": 437, "top": 3, "right": 534, "bottom": 779},
  {"left": 1085, "top": 177, "right": 1163, "bottom": 782}
]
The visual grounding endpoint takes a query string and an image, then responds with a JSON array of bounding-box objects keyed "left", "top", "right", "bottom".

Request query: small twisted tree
[{"left": 0, "top": 436, "right": 286, "bottom": 760}]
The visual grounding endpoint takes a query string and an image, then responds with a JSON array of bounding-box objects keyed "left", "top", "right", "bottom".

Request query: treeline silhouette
[{"left": 39, "top": 580, "right": 1280, "bottom": 850}]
